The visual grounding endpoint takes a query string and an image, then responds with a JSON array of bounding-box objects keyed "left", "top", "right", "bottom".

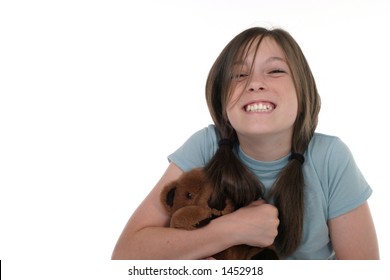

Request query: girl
[{"left": 112, "top": 27, "right": 379, "bottom": 259}]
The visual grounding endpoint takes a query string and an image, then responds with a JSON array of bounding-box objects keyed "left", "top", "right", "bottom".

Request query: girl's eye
[
  {"left": 232, "top": 73, "right": 248, "bottom": 80},
  {"left": 269, "top": 69, "right": 286, "bottom": 74}
]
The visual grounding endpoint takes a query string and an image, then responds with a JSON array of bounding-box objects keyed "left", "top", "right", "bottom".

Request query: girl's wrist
[{"left": 208, "top": 214, "right": 241, "bottom": 247}]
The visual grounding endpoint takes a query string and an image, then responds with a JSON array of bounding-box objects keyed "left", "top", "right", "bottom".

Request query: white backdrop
[{"left": 1, "top": 0, "right": 389, "bottom": 278}]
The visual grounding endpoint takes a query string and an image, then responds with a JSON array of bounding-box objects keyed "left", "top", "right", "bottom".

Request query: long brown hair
[{"left": 204, "top": 27, "right": 321, "bottom": 256}]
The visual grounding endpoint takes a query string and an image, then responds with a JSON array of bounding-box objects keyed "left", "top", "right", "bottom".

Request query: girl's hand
[{"left": 213, "top": 200, "right": 279, "bottom": 248}]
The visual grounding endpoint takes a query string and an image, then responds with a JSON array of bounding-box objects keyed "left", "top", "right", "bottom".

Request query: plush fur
[{"left": 160, "top": 168, "right": 279, "bottom": 260}]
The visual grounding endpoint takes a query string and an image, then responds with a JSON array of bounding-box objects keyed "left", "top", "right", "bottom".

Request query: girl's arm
[
  {"left": 111, "top": 163, "right": 279, "bottom": 260},
  {"left": 328, "top": 202, "right": 379, "bottom": 259}
]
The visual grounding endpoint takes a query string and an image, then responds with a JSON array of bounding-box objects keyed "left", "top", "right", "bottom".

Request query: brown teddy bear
[{"left": 160, "top": 168, "right": 279, "bottom": 260}]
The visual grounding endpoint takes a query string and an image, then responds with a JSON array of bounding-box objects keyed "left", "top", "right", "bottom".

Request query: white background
[{"left": 1, "top": 0, "right": 389, "bottom": 278}]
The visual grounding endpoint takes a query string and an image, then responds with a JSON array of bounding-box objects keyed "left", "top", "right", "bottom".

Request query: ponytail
[
  {"left": 205, "top": 137, "right": 264, "bottom": 210},
  {"left": 268, "top": 153, "right": 305, "bottom": 256}
]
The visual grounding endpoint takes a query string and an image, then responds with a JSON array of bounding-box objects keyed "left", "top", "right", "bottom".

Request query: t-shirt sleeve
[
  {"left": 167, "top": 125, "right": 218, "bottom": 172},
  {"left": 327, "top": 138, "right": 372, "bottom": 219}
]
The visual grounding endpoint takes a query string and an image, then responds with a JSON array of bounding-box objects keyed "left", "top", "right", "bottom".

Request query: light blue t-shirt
[{"left": 168, "top": 125, "right": 372, "bottom": 260}]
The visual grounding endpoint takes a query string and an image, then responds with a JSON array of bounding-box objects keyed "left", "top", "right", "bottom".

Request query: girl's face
[{"left": 226, "top": 37, "right": 298, "bottom": 143}]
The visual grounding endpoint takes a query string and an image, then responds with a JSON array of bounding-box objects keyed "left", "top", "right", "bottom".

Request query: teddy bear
[{"left": 160, "top": 168, "right": 279, "bottom": 260}]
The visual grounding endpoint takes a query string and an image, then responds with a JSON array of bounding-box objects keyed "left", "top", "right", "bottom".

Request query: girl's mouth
[{"left": 244, "top": 102, "right": 276, "bottom": 112}]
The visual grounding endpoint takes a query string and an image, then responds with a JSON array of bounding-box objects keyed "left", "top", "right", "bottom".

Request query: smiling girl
[{"left": 112, "top": 27, "right": 379, "bottom": 260}]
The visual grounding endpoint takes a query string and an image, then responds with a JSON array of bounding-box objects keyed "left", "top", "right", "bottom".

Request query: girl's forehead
[{"left": 236, "top": 36, "right": 286, "bottom": 64}]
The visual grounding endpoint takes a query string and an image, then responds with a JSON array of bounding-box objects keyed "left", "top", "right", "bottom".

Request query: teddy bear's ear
[{"left": 165, "top": 186, "right": 176, "bottom": 208}]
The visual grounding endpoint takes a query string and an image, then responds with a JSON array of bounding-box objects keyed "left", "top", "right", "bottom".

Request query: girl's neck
[{"left": 237, "top": 133, "right": 292, "bottom": 162}]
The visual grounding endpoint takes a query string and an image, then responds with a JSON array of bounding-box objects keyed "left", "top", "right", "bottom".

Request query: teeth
[{"left": 245, "top": 103, "right": 274, "bottom": 112}]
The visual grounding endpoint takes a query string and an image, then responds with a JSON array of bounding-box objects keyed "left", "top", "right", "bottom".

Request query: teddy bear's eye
[{"left": 186, "top": 192, "right": 193, "bottom": 199}]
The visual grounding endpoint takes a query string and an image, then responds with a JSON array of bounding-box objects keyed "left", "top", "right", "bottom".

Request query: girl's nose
[
  {"left": 248, "top": 85, "right": 266, "bottom": 92},
  {"left": 245, "top": 69, "right": 267, "bottom": 92},
  {"left": 247, "top": 76, "right": 267, "bottom": 92}
]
